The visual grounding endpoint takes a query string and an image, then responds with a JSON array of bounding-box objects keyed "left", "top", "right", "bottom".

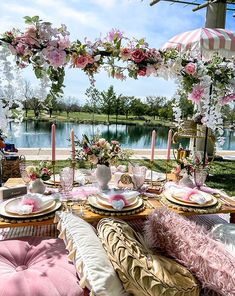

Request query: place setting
[{"left": 0, "top": 193, "right": 62, "bottom": 222}]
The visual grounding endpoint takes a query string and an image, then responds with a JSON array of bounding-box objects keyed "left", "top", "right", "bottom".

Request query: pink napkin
[{"left": 70, "top": 186, "right": 100, "bottom": 200}]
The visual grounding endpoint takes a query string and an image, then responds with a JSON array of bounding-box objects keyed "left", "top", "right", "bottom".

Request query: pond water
[{"left": 7, "top": 121, "right": 235, "bottom": 150}]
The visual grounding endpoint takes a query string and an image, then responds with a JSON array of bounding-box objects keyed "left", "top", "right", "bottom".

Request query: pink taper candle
[
  {"left": 151, "top": 130, "right": 156, "bottom": 161},
  {"left": 51, "top": 123, "right": 56, "bottom": 162},
  {"left": 71, "top": 129, "right": 75, "bottom": 161},
  {"left": 167, "top": 129, "right": 172, "bottom": 161}
]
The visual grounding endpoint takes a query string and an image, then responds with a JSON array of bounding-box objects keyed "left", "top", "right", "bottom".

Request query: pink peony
[
  {"left": 131, "top": 49, "right": 145, "bottom": 63},
  {"left": 73, "top": 55, "right": 89, "bottom": 68},
  {"left": 184, "top": 62, "right": 197, "bottom": 75},
  {"left": 120, "top": 48, "right": 131, "bottom": 60},
  {"left": 45, "top": 49, "right": 66, "bottom": 67},
  {"left": 138, "top": 67, "right": 147, "bottom": 76},
  {"left": 189, "top": 85, "right": 204, "bottom": 104}
]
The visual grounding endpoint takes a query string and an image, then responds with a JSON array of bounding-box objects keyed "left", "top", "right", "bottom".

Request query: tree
[
  {"left": 119, "top": 96, "right": 133, "bottom": 119},
  {"left": 28, "top": 97, "right": 44, "bottom": 118},
  {"left": 85, "top": 86, "right": 100, "bottom": 121},
  {"left": 130, "top": 98, "right": 147, "bottom": 117},
  {"left": 58, "top": 96, "right": 78, "bottom": 118},
  {"left": 98, "top": 86, "right": 116, "bottom": 122},
  {"left": 146, "top": 96, "right": 165, "bottom": 119},
  {"left": 22, "top": 80, "right": 33, "bottom": 117}
]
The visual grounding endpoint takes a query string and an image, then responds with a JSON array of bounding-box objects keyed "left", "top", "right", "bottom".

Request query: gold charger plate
[
  {"left": 0, "top": 198, "right": 61, "bottom": 219},
  {"left": 88, "top": 195, "right": 143, "bottom": 212},
  {"left": 172, "top": 191, "right": 212, "bottom": 205},
  {"left": 163, "top": 191, "right": 218, "bottom": 208},
  {"left": 96, "top": 196, "right": 139, "bottom": 209},
  {"left": 5, "top": 197, "right": 56, "bottom": 215}
]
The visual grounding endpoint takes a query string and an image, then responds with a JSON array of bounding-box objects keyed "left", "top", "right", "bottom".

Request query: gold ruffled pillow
[{"left": 97, "top": 218, "right": 200, "bottom": 296}]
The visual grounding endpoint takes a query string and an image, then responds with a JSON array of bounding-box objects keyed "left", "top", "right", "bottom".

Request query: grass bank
[
  {"left": 25, "top": 110, "right": 174, "bottom": 127},
  {"left": 28, "top": 159, "right": 235, "bottom": 196}
]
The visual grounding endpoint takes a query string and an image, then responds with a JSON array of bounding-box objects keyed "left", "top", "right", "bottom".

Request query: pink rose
[
  {"left": 15, "top": 43, "right": 27, "bottom": 56},
  {"left": 120, "top": 48, "right": 131, "bottom": 60},
  {"left": 184, "top": 62, "right": 197, "bottom": 75},
  {"left": 111, "top": 140, "right": 119, "bottom": 145},
  {"left": 145, "top": 48, "right": 161, "bottom": 61},
  {"left": 189, "top": 85, "right": 204, "bottom": 104},
  {"left": 115, "top": 72, "right": 125, "bottom": 80},
  {"left": 73, "top": 55, "right": 89, "bottom": 68},
  {"left": 45, "top": 49, "right": 66, "bottom": 67},
  {"left": 138, "top": 67, "right": 147, "bottom": 76},
  {"left": 131, "top": 49, "right": 145, "bottom": 63}
]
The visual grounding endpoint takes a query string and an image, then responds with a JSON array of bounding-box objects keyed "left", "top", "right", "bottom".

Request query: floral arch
[{"left": 0, "top": 16, "right": 235, "bottom": 144}]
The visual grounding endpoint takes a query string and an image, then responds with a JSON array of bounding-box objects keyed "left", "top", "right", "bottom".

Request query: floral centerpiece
[
  {"left": 76, "top": 135, "right": 130, "bottom": 190},
  {"left": 173, "top": 152, "right": 209, "bottom": 188},
  {"left": 26, "top": 161, "right": 52, "bottom": 181},
  {"left": 76, "top": 135, "right": 129, "bottom": 167}
]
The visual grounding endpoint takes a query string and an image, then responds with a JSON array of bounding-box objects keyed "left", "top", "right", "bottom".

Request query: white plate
[
  {"left": 5, "top": 197, "right": 56, "bottom": 215},
  {"left": 0, "top": 198, "right": 61, "bottom": 218},
  {"left": 88, "top": 195, "right": 143, "bottom": 212},
  {"left": 163, "top": 191, "right": 218, "bottom": 208}
]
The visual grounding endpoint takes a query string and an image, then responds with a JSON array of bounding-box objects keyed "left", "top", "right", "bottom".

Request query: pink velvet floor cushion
[
  {"left": 0, "top": 237, "right": 86, "bottom": 296},
  {"left": 144, "top": 208, "right": 235, "bottom": 296}
]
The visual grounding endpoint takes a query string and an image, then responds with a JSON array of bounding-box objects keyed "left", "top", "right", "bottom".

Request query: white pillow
[{"left": 55, "top": 211, "right": 125, "bottom": 296}]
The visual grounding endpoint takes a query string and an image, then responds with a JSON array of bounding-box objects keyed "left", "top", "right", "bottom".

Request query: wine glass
[
  {"left": 59, "top": 167, "right": 74, "bottom": 200},
  {"left": 19, "top": 163, "right": 31, "bottom": 191}
]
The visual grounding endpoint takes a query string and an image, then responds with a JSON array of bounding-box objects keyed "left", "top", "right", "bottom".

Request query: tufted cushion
[
  {"left": 144, "top": 208, "right": 235, "bottom": 296},
  {"left": 0, "top": 237, "right": 86, "bottom": 296},
  {"left": 97, "top": 218, "right": 200, "bottom": 296}
]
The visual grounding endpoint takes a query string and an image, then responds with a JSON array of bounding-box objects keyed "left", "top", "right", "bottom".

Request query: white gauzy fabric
[
  {"left": 55, "top": 211, "right": 126, "bottom": 296},
  {"left": 211, "top": 224, "right": 235, "bottom": 257}
]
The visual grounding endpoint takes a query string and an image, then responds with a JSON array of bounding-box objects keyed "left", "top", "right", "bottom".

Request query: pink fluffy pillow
[{"left": 144, "top": 208, "right": 235, "bottom": 296}]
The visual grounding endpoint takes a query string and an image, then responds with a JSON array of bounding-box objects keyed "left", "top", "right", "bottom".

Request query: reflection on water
[{"left": 7, "top": 121, "right": 235, "bottom": 150}]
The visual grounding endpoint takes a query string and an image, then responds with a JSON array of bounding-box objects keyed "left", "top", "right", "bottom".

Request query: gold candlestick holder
[
  {"left": 51, "top": 160, "right": 56, "bottom": 185},
  {"left": 71, "top": 159, "right": 76, "bottom": 184},
  {"left": 150, "top": 160, "right": 154, "bottom": 188}
]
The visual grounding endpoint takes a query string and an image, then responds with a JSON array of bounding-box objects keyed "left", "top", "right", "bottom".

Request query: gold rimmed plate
[
  {"left": 5, "top": 197, "right": 56, "bottom": 215},
  {"left": 88, "top": 195, "right": 143, "bottom": 212},
  {"left": 163, "top": 191, "right": 218, "bottom": 208},
  {"left": 0, "top": 198, "right": 61, "bottom": 219}
]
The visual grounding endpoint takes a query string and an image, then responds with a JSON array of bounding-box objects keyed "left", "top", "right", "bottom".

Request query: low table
[{"left": 0, "top": 178, "right": 234, "bottom": 228}]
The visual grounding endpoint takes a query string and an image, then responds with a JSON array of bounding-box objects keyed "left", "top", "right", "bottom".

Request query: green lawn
[
  {"left": 28, "top": 159, "right": 235, "bottom": 196},
  {"left": 25, "top": 110, "right": 174, "bottom": 127}
]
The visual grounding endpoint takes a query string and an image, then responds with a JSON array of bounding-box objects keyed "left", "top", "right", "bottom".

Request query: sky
[{"left": 0, "top": 0, "right": 234, "bottom": 105}]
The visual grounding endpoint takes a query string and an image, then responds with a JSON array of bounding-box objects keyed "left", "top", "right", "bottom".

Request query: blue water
[{"left": 7, "top": 121, "right": 235, "bottom": 150}]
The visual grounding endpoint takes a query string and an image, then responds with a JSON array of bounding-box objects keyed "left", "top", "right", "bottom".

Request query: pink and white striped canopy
[{"left": 162, "top": 28, "right": 235, "bottom": 59}]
